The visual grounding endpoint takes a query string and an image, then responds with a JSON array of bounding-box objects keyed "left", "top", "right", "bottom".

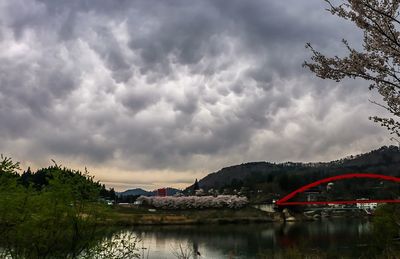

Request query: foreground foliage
[
  {"left": 305, "top": 0, "right": 400, "bottom": 137},
  {"left": 373, "top": 204, "right": 400, "bottom": 248},
  {"left": 0, "top": 156, "right": 138, "bottom": 259}
]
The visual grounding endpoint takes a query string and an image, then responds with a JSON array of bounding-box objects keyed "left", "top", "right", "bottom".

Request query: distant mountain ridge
[
  {"left": 118, "top": 187, "right": 181, "bottom": 197},
  {"left": 188, "top": 146, "right": 400, "bottom": 191},
  {"left": 118, "top": 188, "right": 150, "bottom": 197}
]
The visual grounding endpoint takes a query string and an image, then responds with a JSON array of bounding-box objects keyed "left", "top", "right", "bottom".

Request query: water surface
[{"left": 128, "top": 219, "right": 374, "bottom": 258}]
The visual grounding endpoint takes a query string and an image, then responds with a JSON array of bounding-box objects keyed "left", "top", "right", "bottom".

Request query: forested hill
[{"left": 190, "top": 146, "right": 400, "bottom": 192}]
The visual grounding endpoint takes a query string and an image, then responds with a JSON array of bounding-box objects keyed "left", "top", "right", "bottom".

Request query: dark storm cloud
[{"left": 0, "top": 0, "right": 390, "bottom": 185}]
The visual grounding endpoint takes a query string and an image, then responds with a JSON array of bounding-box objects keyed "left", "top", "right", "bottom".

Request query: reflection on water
[
  {"left": 252, "top": 204, "right": 275, "bottom": 213},
  {"left": 127, "top": 219, "right": 373, "bottom": 258},
  {"left": 0, "top": 219, "right": 376, "bottom": 258}
]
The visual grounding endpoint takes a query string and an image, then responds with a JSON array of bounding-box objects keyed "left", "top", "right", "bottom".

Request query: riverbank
[
  {"left": 107, "top": 206, "right": 279, "bottom": 226},
  {"left": 104, "top": 205, "right": 374, "bottom": 226}
]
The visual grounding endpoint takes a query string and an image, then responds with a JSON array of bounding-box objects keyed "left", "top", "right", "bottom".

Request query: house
[{"left": 356, "top": 198, "right": 378, "bottom": 210}]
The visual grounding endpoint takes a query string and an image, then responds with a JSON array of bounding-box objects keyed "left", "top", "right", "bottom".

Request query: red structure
[
  {"left": 276, "top": 173, "right": 400, "bottom": 206},
  {"left": 157, "top": 188, "right": 167, "bottom": 197}
]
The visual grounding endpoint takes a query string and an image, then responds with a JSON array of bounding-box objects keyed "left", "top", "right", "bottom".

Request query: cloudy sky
[{"left": 0, "top": 0, "right": 392, "bottom": 190}]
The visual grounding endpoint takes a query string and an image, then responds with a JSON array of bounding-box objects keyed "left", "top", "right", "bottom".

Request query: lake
[{"left": 126, "top": 219, "right": 375, "bottom": 258}]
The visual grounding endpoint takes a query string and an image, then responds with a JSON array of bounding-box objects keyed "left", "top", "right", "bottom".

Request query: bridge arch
[{"left": 276, "top": 173, "right": 400, "bottom": 206}]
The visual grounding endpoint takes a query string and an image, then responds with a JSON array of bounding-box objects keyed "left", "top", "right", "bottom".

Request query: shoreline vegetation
[
  {"left": 108, "top": 206, "right": 277, "bottom": 226},
  {"left": 106, "top": 204, "right": 374, "bottom": 226}
]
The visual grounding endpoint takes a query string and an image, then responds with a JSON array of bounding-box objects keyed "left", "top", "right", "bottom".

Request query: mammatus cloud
[{"left": 0, "top": 0, "right": 391, "bottom": 190}]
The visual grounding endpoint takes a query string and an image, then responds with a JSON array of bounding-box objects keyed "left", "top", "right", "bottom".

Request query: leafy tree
[
  {"left": 372, "top": 204, "right": 400, "bottom": 250},
  {"left": 20, "top": 167, "right": 32, "bottom": 187},
  {"left": 0, "top": 168, "right": 107, "bottom": 258},
  {"left": 193, "top": 179, "right": 200, "bottom": 191},
  {"left": 278, "top": 174, "right": 290, "bottom": 191},
  {"left": 0, "top": 154, "right": 20, "bottom": 175},
  {"left": 0, "top": 157, "right": 139, "bottom": 258},
  {"left": 304, "top": 0, "right": 400, "bottom": 136},
  {"left": 100, "top": 184, "right": 116, "bottom": 201}
]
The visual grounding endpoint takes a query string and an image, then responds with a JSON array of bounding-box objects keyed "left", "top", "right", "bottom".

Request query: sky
[{"left": 0, "top": 0, "right": 393, "bottom": 191}]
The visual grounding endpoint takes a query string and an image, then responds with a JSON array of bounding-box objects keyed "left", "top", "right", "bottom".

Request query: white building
[{"left": 356, "top": 198, "right": 378, "bottom": 210}]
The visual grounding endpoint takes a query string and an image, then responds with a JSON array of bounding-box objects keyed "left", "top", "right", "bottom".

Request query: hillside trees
[{"left": 304, "top": 0, "right": 400, "bottom": 136}]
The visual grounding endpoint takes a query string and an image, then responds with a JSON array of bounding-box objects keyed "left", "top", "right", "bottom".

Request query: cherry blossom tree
[
  {"left": 137, "top": 195, "right": 248, "bottom": 209},
  {"left": 304, "top": 0, "right": 400, "bottom": 136}
]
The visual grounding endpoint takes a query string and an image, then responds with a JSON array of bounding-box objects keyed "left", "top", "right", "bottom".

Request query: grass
[{"left": 107, "top": 206, "right": 275, "bottom": 226}]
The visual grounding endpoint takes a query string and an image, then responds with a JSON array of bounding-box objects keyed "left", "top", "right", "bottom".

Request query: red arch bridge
[{"left": 275, "top": 173, "right": 400, "bottom": 206}]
